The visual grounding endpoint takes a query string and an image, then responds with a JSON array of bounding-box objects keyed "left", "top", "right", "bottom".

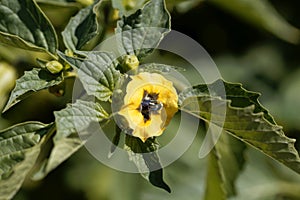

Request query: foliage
[{"left": 0, "top": 0, "right": 300, "bottom": 199}]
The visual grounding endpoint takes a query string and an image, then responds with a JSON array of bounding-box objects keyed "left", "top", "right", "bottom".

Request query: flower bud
[
  {"left": 0, "top": 62, "right": 17, "bottom": 109},
  {"left": 46, "top": 60, "right": 63, "bottom": 74},
  {"left": 0, "top": 62, "right": 16, "bottom": 91},
  {"left": 65, "top": 49, "right": 74, "bottom": 57},
  {"left": 124, "top": 0, "right": 136, "bottom": 10},
  {"left": 123, "top": 55, "right": 139, "bottom": 71}
]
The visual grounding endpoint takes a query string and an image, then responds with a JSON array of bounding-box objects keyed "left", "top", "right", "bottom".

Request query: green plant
[{"left": 0, "top": 0, "right": 300, "bottom": 200}]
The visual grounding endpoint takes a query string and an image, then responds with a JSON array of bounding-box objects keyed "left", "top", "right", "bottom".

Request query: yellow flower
[{"left": 119, "top": 72, "right": 178, "bottom": 142}]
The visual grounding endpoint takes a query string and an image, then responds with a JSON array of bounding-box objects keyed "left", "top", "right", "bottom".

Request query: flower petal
[{"left": 118, "top": 72, "right": 178, "bottom": 142}]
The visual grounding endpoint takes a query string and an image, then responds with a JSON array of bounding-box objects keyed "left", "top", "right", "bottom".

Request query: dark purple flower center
[{"left": 139, "top": 90, "right": 163, "bottom": 122}]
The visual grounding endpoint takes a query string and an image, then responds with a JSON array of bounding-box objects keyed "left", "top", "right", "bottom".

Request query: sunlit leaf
[
  {"left": 62, "top": 2, "right": 98, "bottom": 51},
  {"left": 112, "top": 0, "right": 148, "bottom": 16},
  {"left": 36, "top": 0, "right": 78, "bottom": 4},
  {"left": 179, "top": 79, "right": 276, "bottom": 124},
  {"left": 115, "top": 0, "right": 170, "bottom": 59},
  {"left": 108, "top": 126, "right": 122, "bottom": 158},
  {"left": 179, "top": 79, "right": 300, "bottom": 174},
  {"left": 230, "top": 148, "right": 300, "bottom": 200},
  {"left": 52, "top": 99, "right": 108, "bottom": 168},
  {"left": 32, "top": 136, "right": 83, "bottom": 181},
  {"left": 37, "top": 1, "right": 81, "bottom": 28},
  {"left": 205, "top": 129, "right": 246, "bottom": 199},
  {"left": 138, "top": 63, "right": 185, "bottom": 74},
  {"left": 32, "top": 100, "right": 109, "bottom": 180},
  {"left": 54, "top": 100, "right": 109, "bottom": 139},
  {"left": 0, "top": 122, "right": 49, "bottom": 200},
  {"left": 3, "top": 68, "right": 63, "bottom": 113},
  {"left": 58, "top": 51, "right": 121, "bottom": 101},
  {"left": 0, "top": 0, "right": 58, "bottom": 57},
  {"left": 125, "top": 135, "right": 171, "bottom": 193},
  {"left": 205, "top": 145, "right": 226, "bottom": 200},
  {"left": 166, "top": 0, "right": 204, "bottom": 13}
]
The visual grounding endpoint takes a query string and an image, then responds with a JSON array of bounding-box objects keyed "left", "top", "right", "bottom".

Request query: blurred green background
[{"left": 1, "top": 0, "right": 300, "bottom": 199}]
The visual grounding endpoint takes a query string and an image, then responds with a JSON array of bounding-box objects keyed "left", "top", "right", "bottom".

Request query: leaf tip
[
  {"left": 108, "top": 145, "right": 117, "bottom": 158},
  {"left": 2, "top": 102, "right": 14, "bottom": 114},
  {"left": 149, "top": 169, "right": 171, "bottom": 193}
]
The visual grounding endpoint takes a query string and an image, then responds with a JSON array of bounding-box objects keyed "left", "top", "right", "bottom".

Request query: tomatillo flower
[{"left": 119, "top": 72, "right": 178, "bottom": 142}]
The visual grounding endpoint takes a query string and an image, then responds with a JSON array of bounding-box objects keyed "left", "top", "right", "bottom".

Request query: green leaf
[
  {"left": 112, "top": 0, "right": 148, "bottom": 16},
  {"left": 0, "top": 0, "right": 58, "bottom": 57},
  {"left": 217, "top": 134, "right": 246, "bottom": 197},
  {"left": 204, "top": 129, "right": 246, "bottom": 199},
  {"left": 138, "top": 63, "right": 185, "bottom": 74},
  {"left": 32, "top": 136, "right": 83, "bottom": 181},
  {"left": 166, "top": 0, "right": 204, "bottom": 13},
  {"left": 179, "top": 79, "right": 300, "bottom": 175},
  {"left": 62, "top": 3, "right": 98, "bottom": 52},
  {"left": 36, "top": 1, "right": 81, "bottom": 29},
  {"left": 204, "top": 145, "right": 226, "bottom": 200},
  {"left": 3, "top": 68, "right": 63, "bottom": 113},
  {"left": 125, "top": 135, "right": 171, "bottom": 193},
  {"left": 36, "top": 0, "right": 78, "bottom": 4},
  {"left": 230, "top": 148, "right": 300, "bottom": 200},
  {"left": 32, "top": 100, "right": 109, "bottom": 180},
  {"left": 116, "top": 0, "right": 171, "bottom": 59},
  {"left": 179, "top": 79, "right": 276, "bottom": 124},
  {"left": 209, "top": 0, "right": 300, "bottom": 44},
  {"left": 108, "top": 125, "right": 122, "bottom": 158},
  {"left": 54, "top": 100, "right": 109, "bottom": 139},
  {"left": 36, "top": 0, "right": 80, "bottom": 10},
  {"left": 58, "top": 51, "right": 121, "bottom": 101},
  {"left": 0, "top": 122, "right": 49, "bottom": 200}
]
